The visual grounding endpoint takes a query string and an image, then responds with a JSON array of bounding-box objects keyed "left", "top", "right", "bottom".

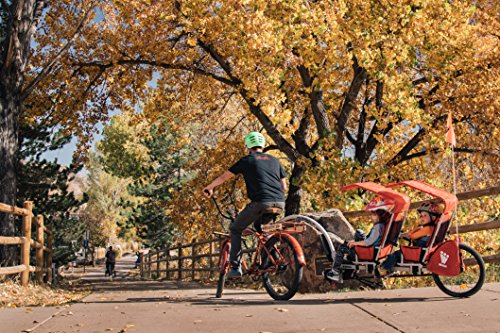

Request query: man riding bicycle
[{"left": 203, "top": 132, "right": 287, "bottom": 278}]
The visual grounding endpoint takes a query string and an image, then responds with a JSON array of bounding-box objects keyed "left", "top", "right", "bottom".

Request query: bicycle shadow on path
[{"left": 81, "top": 288, "right": 453, "bottom": 306}]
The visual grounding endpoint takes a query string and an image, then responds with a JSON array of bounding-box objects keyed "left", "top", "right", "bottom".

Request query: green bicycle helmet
[{"left": 244, "top": 132, "right": 266, "bottom": 149}]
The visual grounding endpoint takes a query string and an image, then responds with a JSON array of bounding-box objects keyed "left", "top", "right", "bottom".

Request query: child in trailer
[
  {"left": 324, "top": 197, "right": 394, "bottom": 283},
  {"left": 378, "top": 202, "right": 443, "bottom": 276}
]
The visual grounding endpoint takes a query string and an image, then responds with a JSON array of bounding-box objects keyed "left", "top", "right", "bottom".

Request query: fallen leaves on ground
[
  {"left": 0, "top": 281, "right": 89, "bottom": 308},
  {"left": 274, "top": 307, "right": 289, "bottom": 312}
]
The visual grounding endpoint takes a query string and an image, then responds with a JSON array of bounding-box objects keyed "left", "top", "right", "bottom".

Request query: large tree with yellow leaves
[{"left": 2, "top": 1, "right": 498, "bottom": 248}]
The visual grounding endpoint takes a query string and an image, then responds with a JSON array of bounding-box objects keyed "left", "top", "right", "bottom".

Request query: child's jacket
[{"left": 408, "top": 225, "right": 433, "bottom": 241}]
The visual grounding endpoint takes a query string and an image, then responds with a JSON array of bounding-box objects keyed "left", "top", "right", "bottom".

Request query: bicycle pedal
[{"left": 278, "top": 264, "right": 287, "bottom": 272}]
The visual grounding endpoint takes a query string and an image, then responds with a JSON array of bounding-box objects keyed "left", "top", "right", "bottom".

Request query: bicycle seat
[
  {"left": 262, "top": 207, "right": 283, "bottom": 215},
  {"left": 254, "top": 207, "right": 283, "bottom": 233}
]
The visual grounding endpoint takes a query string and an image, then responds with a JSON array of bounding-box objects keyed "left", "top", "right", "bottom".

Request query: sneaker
[
  {"left": 323, "top": 269, "right": 342, "bottom": 283},
  {"left": 377, "top": 267, "right": 395, "bottom": 278},
  {"left": 227, "top": 267, "right": 243, "bottom": 278}
]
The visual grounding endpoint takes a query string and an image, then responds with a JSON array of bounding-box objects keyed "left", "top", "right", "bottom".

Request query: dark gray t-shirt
[{"left": 229, "top": 152, "right": 286, "bottom": 202}]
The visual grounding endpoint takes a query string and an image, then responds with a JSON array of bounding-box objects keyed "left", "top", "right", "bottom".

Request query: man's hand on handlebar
[{"left": 203, "top": 187, "right": 213, "bottom": 198}]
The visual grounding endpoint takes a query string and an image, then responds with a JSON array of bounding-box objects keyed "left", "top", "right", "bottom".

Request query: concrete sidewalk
[{"left": 2, "top": 280, "right": 499, "bottom": 333}]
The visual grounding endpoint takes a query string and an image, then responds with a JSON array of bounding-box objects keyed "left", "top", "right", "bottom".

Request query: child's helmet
[
  {"left": 244, "top": 132, "right": 266, "bottom": 149},
  {"left": 365, "top": 196, "right": 395, "bottom": 213},
  {"left": 417, "top": 202, "right": 442, "bottom": 218}
]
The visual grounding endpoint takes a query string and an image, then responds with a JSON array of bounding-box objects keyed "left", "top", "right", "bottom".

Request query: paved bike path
[{"left": 2, "top": 280, "right": 499, "bottom": 333}]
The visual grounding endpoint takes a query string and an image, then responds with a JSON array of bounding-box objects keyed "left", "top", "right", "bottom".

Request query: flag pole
[
  {"left": 445, "top": 111, "right": 459, "bottom": 240},
  {"left": 451, "top": 146, "right": 459, "bottom": 239}
]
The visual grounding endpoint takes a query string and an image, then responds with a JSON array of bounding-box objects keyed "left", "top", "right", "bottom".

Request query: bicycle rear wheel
[
  {"left": 432, "top": 243, "right": 485, "bottom": 298},
  {"left": 261, "top": 235, "right": 303, "bottom": 300},
  {"left": 216, "top": 241, "right": 231, "bottom": 298}
]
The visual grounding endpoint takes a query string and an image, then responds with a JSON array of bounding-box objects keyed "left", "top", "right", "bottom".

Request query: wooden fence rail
[
  {"left": 0, "top": 201, "right": 53, "bottom": 286},
  {"left": 140, "top": 186, "right": 500, "bottom": 281}
]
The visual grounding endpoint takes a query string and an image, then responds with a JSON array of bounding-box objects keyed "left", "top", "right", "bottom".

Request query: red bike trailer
[{"left": 335, "top": 181, "right": 485, "bottom": 298}]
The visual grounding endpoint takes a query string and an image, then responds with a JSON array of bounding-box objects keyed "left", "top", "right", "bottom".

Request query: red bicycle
[{"left": 210, "top": 197, "right": 306, "bottom": 300}]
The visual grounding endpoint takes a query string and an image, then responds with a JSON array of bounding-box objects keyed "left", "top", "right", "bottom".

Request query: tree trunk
[
  {"left": 285, "top": 163, "right": 306, "bottom": 215},
  {"left": 0, "top": 85, "right": 20, "bottom": 266},
  {"left": 1, "top": 0, "right": 41, "bottom": 266}
]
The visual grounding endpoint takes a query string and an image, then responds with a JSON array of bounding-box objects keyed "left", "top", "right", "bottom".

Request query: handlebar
[{"left": 206, "top": 192, "right": 235, "bottom": 222}]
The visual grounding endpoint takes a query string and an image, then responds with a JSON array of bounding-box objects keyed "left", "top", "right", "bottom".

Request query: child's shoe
[
  {"left": 376, "top": 267, "right": 395, "bottom": 278},
  {"left": 323, "top": 268, "right": 342, "bottom": 283}
]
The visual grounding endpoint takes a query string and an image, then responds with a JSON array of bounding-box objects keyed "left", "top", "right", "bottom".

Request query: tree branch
[
  {"left": 292, "top": 107, "right": 312, "bottom": 156},
  {"left": 354, "top": 77, "right": 371, "bottom": 162},
  {"left": 73, "top": 58, "right": 237, "bottom": 86},
  {"left": 21, "top": 2, "right": 94, "bottom": 101},
  {"left": 396, "top": 147, "right": 495, "bottom": 164},
  {"left": 30, "top": 1, "right": 48, "bottom": 36},
  {"left": 346, "top": 130, "right": 356, "bottom": 145},
  {"left": 334, "top": 53, "right": 368, "bottom": 150},
  {"left": 297, "top": 64, "right": 330, "bottom": 138},
  {"left": 386, "top": 127, "right": 426, "bottom": 167},
  {"left": 386, "top": 114, "right": 448, "bottom": 166}
]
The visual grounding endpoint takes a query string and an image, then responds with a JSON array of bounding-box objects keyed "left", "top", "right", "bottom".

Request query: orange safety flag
[{"left": 445, "top": 111, "right": 456, "bottom": 147}]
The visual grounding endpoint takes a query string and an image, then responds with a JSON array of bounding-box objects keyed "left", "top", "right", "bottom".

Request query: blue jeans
[{"left": 381, "top": 237, "right": 428, "bottom": 270}]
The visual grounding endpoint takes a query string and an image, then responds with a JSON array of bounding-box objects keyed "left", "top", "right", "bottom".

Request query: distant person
[
  {"left": 105, "top": 246, "right": 116, "bottom": 277},
  {"left": 134, "top": 251, "right": 141, "bottom": 269}
]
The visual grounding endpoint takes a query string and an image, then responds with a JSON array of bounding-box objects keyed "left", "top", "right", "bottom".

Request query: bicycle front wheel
[
  {"left": 261, "top": 235, "right": 303, "bottom": 300},
  {"left": 216, "top": 241, "right": 230, "bottom": 298},
  {"left": 432, "top": 243, "right": 485, "bottom": 298}
]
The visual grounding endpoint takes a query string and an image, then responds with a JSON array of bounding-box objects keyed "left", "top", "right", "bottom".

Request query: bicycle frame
[{"left": 217, "top": 224, "right": 306, "bottom": 277}]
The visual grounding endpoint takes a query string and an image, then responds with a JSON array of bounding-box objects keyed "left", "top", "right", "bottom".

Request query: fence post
[
  {"left": 147, "top": 252, "right": 152, "bottom": 278},
  {"left": 165, "top": 248, "right": 169, "bottom": 280},
  {"left": 21, "top": 201, "right": 33, "bottom": 287},
  {"left": 156, "top": 249, "right": 160, "bottom": 279},
  {"left": 47, "top": 226, "right": 53, "bottom": 283},
  {"left": 139, "top": 252, "right": 144, "bottom": 277},
  {"left": 191, "top": 240, "right": 196, "bottom": 281},
  {"left": 209, "top": 240, "right": 214, "bottom": 279},
  {"left": 177, "top": 244, "right": 182, "bottom": 281},
  {"left": 35, "top": 215, "right": 44, "bottom": 283}
]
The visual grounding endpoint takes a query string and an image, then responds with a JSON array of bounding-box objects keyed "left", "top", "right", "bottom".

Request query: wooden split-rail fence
[
  {"left": 0, "top": 201, "right": 53, "bottom": 286},
  {"left": 140, "top": 185, "right": 500, "bottom": 281}
]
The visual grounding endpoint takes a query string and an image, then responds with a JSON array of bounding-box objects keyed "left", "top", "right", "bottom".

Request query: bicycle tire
[
  {"left": 261, "top": 235, "right": 303, "bottom": 300},
  {"left": 215, "top": 241, "right": 230, "bottom": 298},
  {"left": 432, "top": 243, "right": 485, "bottom": 298}
]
